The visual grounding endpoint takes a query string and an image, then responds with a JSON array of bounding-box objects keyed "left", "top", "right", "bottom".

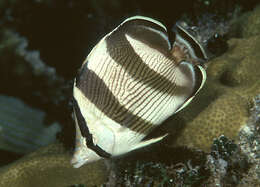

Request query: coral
[
  {"left": 171, "top": 90, "right": 249, "bottom": 151},
  {"left": 0, "top": 95, "right": 61, "bottom": 154},
  {"left": 1, "top": 2, "right": 260, "bottom": 186},
  {"left": 205, "top": 135, "right": 249, "bottom": 186},
  {"left": 237, "top": 94, "right": 260, "bottom": 186},
  {"left": 115, "top": 160, "right": 204, "bottom": 186},
  {"left": 228, "top": 5, "right": 260, "bottom": 38},
  {"left": 112, "top": 147, "right": 209, "bottom": 187},
  {"left": 164, "top": 8, "right": 260, "bottom": 152},
  {"left": 241, "top": 5, "right": 260, "bottom": 38},
  {"left": 112, "top": 136, "right": 250, "bottom": 187},
  {"left": 0, "top": 143, "right": 108, "bottom": 187},
  {"left": 0, "top": 29, "right": 68, "bottom": 106},
  {"left": 0, "top": 27, "right": 73, "bottom": 128}
]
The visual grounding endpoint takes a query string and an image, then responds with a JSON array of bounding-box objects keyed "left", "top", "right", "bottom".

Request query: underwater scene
[{"left": 0, "top": 0, "right": 260, "bottom": 186}]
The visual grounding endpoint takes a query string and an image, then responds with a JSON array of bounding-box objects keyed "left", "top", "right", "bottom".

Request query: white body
[{"left": 71, "top": 16, "right": 206, "bottom": 168}]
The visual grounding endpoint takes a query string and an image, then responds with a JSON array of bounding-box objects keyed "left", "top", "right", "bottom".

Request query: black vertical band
[{"left": 72, "top": 97, "right": 111, "bottom": 158}]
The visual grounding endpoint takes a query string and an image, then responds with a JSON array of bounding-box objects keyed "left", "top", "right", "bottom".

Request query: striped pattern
[{"left": 75, "top": 16, "right": 205, "bottom": 135}]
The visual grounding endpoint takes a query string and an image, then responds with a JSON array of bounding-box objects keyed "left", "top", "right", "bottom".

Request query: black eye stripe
[
  {"left": 177, "top": 26, "right": 206, "bottom": 61},
  {"left": 72, "top": 97, "right": 111, "bottom": 158}
]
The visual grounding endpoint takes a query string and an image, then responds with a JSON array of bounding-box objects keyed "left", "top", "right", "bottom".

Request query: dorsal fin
[
  {"left": 122, "top": 16, "right": 168, "bottom": 31},
  {"left": 107, "top": 16, "right": 171, "bottom": 54}
]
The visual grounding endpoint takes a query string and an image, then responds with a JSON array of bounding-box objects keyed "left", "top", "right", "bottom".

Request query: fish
[{"left": 71, "top": 16, "right": 207, "bottom": 168}]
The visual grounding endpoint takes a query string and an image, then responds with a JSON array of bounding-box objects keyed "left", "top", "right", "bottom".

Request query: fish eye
[{"left": 206, "top": 33, "right": 228, "bottom": 56}]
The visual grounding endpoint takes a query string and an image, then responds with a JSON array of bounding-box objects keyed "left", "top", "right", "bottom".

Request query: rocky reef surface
[{"left": 0, "top": 1, "right": 260, "bottom": 186}]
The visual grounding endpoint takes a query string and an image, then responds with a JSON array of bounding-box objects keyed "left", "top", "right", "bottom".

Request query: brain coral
[
  {"left": 0, "top": 143, "right": 108, "bottom": 186},
  {"left": 166, "top": 31, "right": 260, "bottom": 152}
]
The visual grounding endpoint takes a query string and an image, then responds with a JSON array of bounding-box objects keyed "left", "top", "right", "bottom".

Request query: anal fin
[{"left": 130, "top": 134, "right": 168, "bottom": 152}]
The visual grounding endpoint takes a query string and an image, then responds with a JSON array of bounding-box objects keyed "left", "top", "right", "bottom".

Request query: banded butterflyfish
[{"left": 71, "top": 16, "right": 207, "bottom": 168}]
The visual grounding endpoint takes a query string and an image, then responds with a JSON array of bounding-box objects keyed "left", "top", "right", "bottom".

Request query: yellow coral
[
  {"left": 0, "top": 143, "right": 108, "bottom": 187},
  {"left": 166, "top": 33, "right": 260, "bottom": 152},
  {"left": 242, "top": 5, "right": 260, "bottom": 37},
  {"left": 171, "top": 91, "right": 249, "bottom": 151}
]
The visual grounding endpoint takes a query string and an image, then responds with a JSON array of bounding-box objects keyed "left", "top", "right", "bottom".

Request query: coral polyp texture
[
  {"left": 167, "top": 7, "right": 260, "bottom": 151},
  {"left": 171, "top": 91, "right": 249, "bottom": 151},
  {"left": 0, "top": 143, "right": 108, "bottom": 186}
]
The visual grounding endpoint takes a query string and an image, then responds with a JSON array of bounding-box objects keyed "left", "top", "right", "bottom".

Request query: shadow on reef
[
  {"left": 113, "top": 145, "right": 209, "bottom": 186},
  {"left": 109, "top": 134, "right": 250, "bottom": 186}
]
